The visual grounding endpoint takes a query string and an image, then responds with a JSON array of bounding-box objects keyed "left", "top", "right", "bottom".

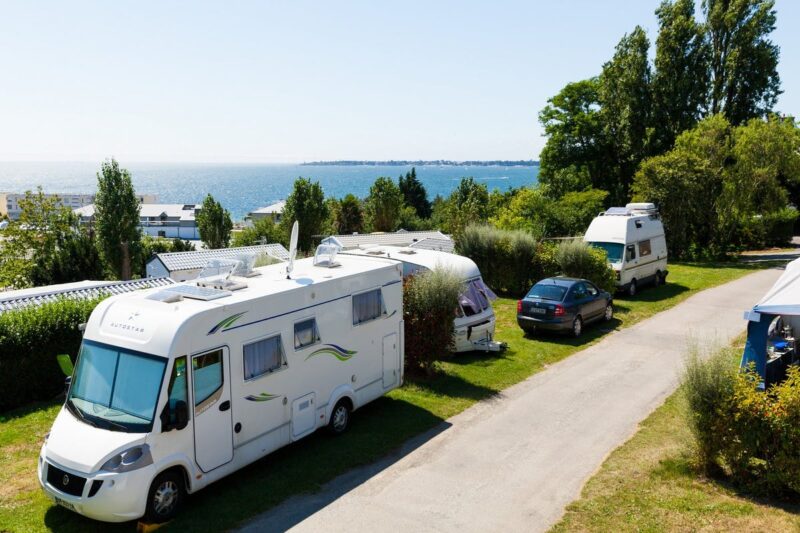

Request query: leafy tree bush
[
  {"left": 197, "top": 194, "right": 233, "bottom": 249},
  {"left": 403, "top": 269, "right": 462, "bottom": 376},
  {"left": 95, "top": 159, "right": 142, "bottom": 280},
  {"left": 0, "top": 298, "right": 103, "bottom": 411},
  {"left": 232, "top": 217, "right": 284, "bottom": 248},
  {"left": 282, "top": 178, "right": 329, "bottom": 252},
  {"left": 442, "top": 178, "right": 489, "bottom": 237},
  {"left": 555, "top": 240, "right": 617, "bottom": 293},
  {"left": 333, "top": 194, "right": 365, "bottom": 234},
  {"left": 366, "top": 177, "right": 402, "bottom": 232},
  {"left": 398, "top": 167, "right": 431, "bottom": 218},
  {"left": 493, "top": 187, "right": 607, "bottom": 238},
  {"left": 684, "top": 345, "right": 800, "bottom": 497}
]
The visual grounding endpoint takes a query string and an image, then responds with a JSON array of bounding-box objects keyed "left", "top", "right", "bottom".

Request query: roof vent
[
  {"left": 195, "top": 259, "right": 248, "bottom": 291},
  {"left": 314, "top": 242, "right": 341, "bottom": 268}
]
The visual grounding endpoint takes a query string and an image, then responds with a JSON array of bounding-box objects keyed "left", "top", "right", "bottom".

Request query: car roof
[{"left": 535, "top": 277, "right": 586, "bottom": 287}]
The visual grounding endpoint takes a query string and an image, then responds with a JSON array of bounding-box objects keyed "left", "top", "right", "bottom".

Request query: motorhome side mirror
[
  {"left": 175, "top": 400, "right": 189, "bottom": 430},
  {"left": 64, "top": 376, "right": 71, "bottom": 397}
]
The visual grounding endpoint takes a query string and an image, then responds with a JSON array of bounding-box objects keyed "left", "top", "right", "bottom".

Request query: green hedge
[{"left": 0, "top": 298, "right": 102, "bottom": 412}]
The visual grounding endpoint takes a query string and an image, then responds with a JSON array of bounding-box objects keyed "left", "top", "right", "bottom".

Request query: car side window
[
  {"left": 585, "top": 283, "right": 598, "bottom": 297},
  {"left": 626, "top": 244, "right": 637, "bottom": 262},
  {"left": 572, "top": 284, "right": 586, "bottom": 300}
]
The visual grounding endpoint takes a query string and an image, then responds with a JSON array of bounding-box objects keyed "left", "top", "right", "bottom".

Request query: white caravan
[
  {"left": 345, "top": 245, "right": 503, "bottom": 352},
  {"left": 38, "top": 249, "right": 404, "bottom": 523},
  {"left": 583, "top": 202, "right": 669, "bottom": 296}
]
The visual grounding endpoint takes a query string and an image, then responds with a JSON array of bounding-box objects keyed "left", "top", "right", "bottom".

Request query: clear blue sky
[{"left": 0, "top": 1, "right": 797, "bottom": 163}]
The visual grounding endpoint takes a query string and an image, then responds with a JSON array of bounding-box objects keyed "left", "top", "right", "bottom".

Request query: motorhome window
[
  {"left": 244, "top": 336, "right": 285, "bottom": 380},
  {"left": 193, "top": 350, "right": 223, "bottom": 409},
  {"left": 528, "top": 284, "right": 567, "bottom": 301},
  {"left": 639, "top": 239, "right": 652, "bottom": 257},
  {"left": 294, "top": 319, "right": 320, "bottom": 350},
  {"left": 353, "top": 289, "right": 386, "bottom": 325},
  {"left": 68, "top": 342, "right": 167, "bottom": 432},
  {"left": 166, "top": 356, "right": 188, "bottom": 423},
  {"left": 588, "top": 242, "right": 624, "bottom": 263},
  {"left": 626, "top": 244, "right": 637, "bottom": 262}
]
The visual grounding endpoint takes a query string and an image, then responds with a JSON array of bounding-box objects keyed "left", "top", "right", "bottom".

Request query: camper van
[
  {"left": 38, "top": 250, "right": 404, "bottom": 523},
  {"left": 583, "top": 203, "right": 668, "bottom": 296},
  {"left": 345, "top": 245, "right": 504, "bottom": 352}
]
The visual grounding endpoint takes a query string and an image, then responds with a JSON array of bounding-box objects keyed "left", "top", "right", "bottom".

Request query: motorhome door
[
  {"left": 192, "top": 348, "right": 234, "bottom": 472},
  {"left": 382, "top": 333, "right": 398, "bottom": 388}
]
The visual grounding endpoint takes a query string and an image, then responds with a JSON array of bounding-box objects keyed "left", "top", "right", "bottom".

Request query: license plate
[
  {"left": 531, "top": 308, "right": 546, "bottom": 315},
  {"left": 54, "top": 496, "right": 75, "bottom": 512}
]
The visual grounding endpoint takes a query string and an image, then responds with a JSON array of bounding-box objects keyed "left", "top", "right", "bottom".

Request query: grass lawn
[
  {"left": 0, "top": 261, "right": 778, "bottom": 532},
  {"left": 551, "top": 338, "right": 800, "bottom": 532}
]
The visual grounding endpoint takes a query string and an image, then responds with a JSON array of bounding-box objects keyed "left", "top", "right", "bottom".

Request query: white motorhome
[
  {"left": 38, "top": 249, "right": 404, "bottom": 523},
  {"left": 345, "top": 245, "right": 503, "bottom": 352},
  {"left": 583, "top": 203, "right": 668, "bottom": 296}
]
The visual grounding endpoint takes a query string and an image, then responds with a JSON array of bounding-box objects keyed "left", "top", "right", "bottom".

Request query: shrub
[
  {"left": 403, "top": 269, "right": 462, "bottom": 376},
  {"left": 555, "top": 240, "right": 616, "bottom": 293},
  {"left": 0, "top": 298, "right": 103, "bottom": 412},
  {"left": 684, "top": 345, "right": 800, "bottom": 497}
]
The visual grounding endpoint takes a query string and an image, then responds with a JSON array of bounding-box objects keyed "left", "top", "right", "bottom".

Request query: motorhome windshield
[
  {"left": 588, "top": 242, "right": 624, "bottom": 263},
  {"left": 67, "top": 340, "right": 167, "bottom": 433}
]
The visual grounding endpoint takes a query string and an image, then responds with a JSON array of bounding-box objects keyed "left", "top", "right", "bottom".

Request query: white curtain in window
[
  {"left": 353, "top": 289, "right": 384, "bottom": 325},
  {"left": 244, "top": 336, "right": 282, "bottom": 380}
]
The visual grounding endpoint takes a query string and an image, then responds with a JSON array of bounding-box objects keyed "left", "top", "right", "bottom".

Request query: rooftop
[
  {"left": 150, "top": 243, "right": 290, "bottom": 272},
  {"left": 75, "top": 203, "right": 200, "bottom": 221},
  {"left": 248, "top": 200, "right": 286, "bottom": 215},
  {"left": 317, "top": 230, "right": 452, "bottom": 250}
]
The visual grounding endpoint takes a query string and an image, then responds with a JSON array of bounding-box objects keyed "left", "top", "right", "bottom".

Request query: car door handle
[{"left": 219, "top": 400, "right": 231, "bottom": 412}]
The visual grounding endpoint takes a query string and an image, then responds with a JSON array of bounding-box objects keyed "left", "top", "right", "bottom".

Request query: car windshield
[
  {"left": 588, "top": 241, "right": 624, "bottom": 263},
  {"left": 528, "top": 283, "right": 567, "bottom": 301},
  {"left": 68, "top": 340, "right": 167, "bottom": 433}
]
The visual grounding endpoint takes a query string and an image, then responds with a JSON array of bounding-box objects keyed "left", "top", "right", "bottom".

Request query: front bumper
[
  {"left": 517, "top": 314, "right": 572, "bottom": 332},
  {"left": 38, "top": 449, "right": 154, "bottom": 523}
]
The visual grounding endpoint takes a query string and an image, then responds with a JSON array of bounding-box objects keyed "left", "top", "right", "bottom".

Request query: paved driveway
[{"left": 240, "top": 268, "right": 781, "bottom": 533}]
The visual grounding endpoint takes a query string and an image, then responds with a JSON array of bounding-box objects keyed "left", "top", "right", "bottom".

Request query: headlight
[{"left": 100, "top": 444, "right": 153, "bottom": 473}]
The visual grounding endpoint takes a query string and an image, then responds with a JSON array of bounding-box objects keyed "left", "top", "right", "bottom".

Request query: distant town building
[
  {"left": 315, "top": 230, "right": 454, "bottom": 252},
  {"left": 0, "top": 192, "right": 157, "bottom": 220},
  {"left": 75, "top": 203, "right": 201, "bottom": 240},
  {"left": 245, "top": 200, "right": 285, "bottom": 225},
  {"left": 0, "top": 278, "right": 174, "bottom": 313},
  {"left": 146, "top": 243, "right": 290, "bottom": 281}
]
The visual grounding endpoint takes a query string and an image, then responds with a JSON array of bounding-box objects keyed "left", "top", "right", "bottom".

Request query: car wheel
[
  {"left": 572, "top": 316, "right": 583, "bottom": 338},
  {"left": 653, "top": 271, "right": 662, "bottom": 287},
  {"left": 328, "top": 399, "right": 351, "bottom": 435},
  {"left": 604, "top": 303, "right": 613, "bottom": 321},
  {"left": 144, "top": 471, "right": 184, "bottom": 523},
  {"left": 628, "top": 279, "right": 637, "bottom": 297}
]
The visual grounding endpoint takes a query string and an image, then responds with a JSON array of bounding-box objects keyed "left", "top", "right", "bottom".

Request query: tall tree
[
  {"left": 281, "top": 177, "right": 328, "bottom": 252},
  {"left": 538, "top": 78, "right": 608, "bottom": 197},
  {"left": 704, "top": 0, "right": 781, "bottom": 124},
  {"left": 398, "top": 167, "right": 432, "bottom": 218},
  {"left": 335, "top": 193, "right": 365, "bottom": 234},
  {"left": 599, "top": 26, "right": 653, "bottom": 205},
  {"left": 95, "top": 159, "right": 142, "bottom": 280},
  {"left": 366, "top": 177, "right": 403, "bottom": 232},
  {"left": 652, "top": 0, "right": 711, "bottom": 152},
  {"left": 196, "top": 194, "right": 233, "bottom": 249},
  {"left": 444, "top": 177, "right": 490, "bottom": 236}
]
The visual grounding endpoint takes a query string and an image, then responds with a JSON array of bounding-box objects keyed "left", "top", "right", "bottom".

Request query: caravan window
[
  {"left": 294, "top": 318, "right": 321, "bottom": 349},
  {"left": 353, "top": 288, "right": 386, "bottom": 325},
  {"left": 243, "top": 335, "right": 285, "bottom": 380},
  {"left": 639, "top": 239, "right": 652, "bottom": 257}
]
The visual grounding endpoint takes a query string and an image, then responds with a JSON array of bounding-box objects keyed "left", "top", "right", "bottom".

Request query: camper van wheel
[
  {"left": 653, "top": 271, "right": 662, "bottom": 287},
  {"left": 628, "top": 279, "right": 637, "bottom": 297},
  {"left": 144, "top": 471, "right": 184, "bottom": 523},
  {"left": 328, "top": 400, "right": 351, "bottom": 435},
  {"left": 572, "top": 316, "right": 583, "bottom": 338}
]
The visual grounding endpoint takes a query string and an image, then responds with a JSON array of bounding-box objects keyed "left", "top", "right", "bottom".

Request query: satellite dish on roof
[{"left": 287, "top": 220, "right": 299, "bottom": 279}]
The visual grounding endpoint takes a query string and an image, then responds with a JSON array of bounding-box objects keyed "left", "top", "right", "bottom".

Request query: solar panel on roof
[{"left": 164, "top": 284, "right": 232, "bottom": 301}]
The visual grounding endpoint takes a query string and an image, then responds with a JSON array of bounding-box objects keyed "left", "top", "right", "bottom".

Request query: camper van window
[
  {"left": 639, "top": 239, "right": 652, "bottom": 257},
  {"left": 626, "top": 244, "right": 636, "bottom": 262},
  {"left": 588, "top": 242, "right": 623, "bottom": 263},
  {"left": 68, "top": 341, "right": 167, "bottom": 432},
  {"left": 244, "top": 336, "right": 285, "bottom": 380},
  {"left": 193, "top": 350, "right": 223, "bottom": 410},
  {"left": 166, "top": 356, "right": 188, "bottom": 423},
  {"left": 460, "top": 281, "right": 489, "bottom": 316},
  {"left": 353, "top": 289, "right": 386, "bottom": 325},
  {"left": 294, "top": 319, "right": 321, "bottom": 350}
]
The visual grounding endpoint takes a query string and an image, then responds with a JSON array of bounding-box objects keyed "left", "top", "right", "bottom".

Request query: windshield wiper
[
  {"left": 100, "top": 418, "right": 129, "bottom": 432},
  {"left": 66, "top": 398, "right": 97, "bottom": 428}
]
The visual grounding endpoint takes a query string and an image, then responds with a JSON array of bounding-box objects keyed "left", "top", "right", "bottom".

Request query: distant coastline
[{"left": 300, "top": 160, "right": 539, "bottom": 167}]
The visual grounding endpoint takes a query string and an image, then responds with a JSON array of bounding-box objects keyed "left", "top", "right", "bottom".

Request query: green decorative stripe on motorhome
[
  {"left": 208, "top": 312, "right": 247, "bottom": 335},
  {"left": 306, "top": 344, "right": 357, "bottom": 362},
  {"left": 245, "top": 392, "right": 280, "bottom": 402}
]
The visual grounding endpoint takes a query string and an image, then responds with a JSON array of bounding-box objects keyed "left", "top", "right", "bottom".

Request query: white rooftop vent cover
[
  {"left": 625, "top": 202, "right": 657, "bottom": 213},
  {"left": 314, "top": 243, "right": 341, "bottom": 268},
  {"left": 196, "top": 259, "right": 247, "bottom": 291}
]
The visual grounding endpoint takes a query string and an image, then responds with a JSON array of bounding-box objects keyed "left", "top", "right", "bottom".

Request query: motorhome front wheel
[{"left": 145, "top": 471, "right": 184, "bottom": 523}]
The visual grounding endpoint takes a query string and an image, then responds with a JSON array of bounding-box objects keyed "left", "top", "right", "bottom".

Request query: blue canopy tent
[{"left": 742, "top": 258, "right": 800, "bottom": 386}]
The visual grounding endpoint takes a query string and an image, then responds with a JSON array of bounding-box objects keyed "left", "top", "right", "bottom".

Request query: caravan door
[
  {"left": 192, "top": 348, "right": 234, "bottom": 472},
  {"left": 382, "top": 333, "right": 399, "bottom": 388}
]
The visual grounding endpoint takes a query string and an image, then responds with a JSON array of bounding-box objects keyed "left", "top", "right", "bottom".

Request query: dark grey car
[{"left": 516, "top": 277, "right": 613, "bottom": 337}]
